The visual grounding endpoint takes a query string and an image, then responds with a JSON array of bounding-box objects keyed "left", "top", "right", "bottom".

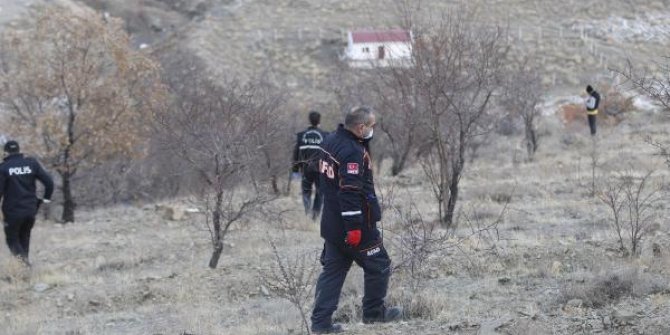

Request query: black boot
[
  {"left": 311, "top": 323, "right": 344, "bottom": 334},
  {"left": 363, "top": 306, "right": 403, "bottom": 324}
]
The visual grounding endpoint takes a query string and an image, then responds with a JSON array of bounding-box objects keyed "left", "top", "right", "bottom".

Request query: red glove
[{"left": 345, "top": 229, "right": 362, "bottom": 247}]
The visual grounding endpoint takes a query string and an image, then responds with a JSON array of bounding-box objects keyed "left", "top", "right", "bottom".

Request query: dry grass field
[
  {"left": 1, "top": 0, "right": 670, "bottom": 334},
  {"left": 2, "top": 101, "right": 670, "bottom": 334}
]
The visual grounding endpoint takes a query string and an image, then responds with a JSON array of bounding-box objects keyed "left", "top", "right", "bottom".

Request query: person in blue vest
[
  {"left": 292, "top": 111, "right": 328, "bottom": 221},
  {"left": 0, "top": 140, "right": 54, "bottom": 266},
  {"left": 310, "top": 106, "right": 401, "bottom": 334}
]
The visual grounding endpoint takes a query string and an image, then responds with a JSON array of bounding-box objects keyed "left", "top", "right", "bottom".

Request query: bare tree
[
  {"left": 501, "top": 57, "right": 543, "bottom": 161},
  {"left": 155, "top": 54, "right": 287, "bottom": 268},
  {"left": 619, "top": 59, "right": 670, "bottom": 112},
  {"left": 370, "top": 65, "right": 427, "bottom": 176},
  {"left": 618, "top": 59, "right": 670, "bottom": 166},
  {"left": 598, "top": 170, "right": 665, "bottom": 256},
  {"left": 408, "top": 9, "right": 509, "bottom": 227},
  {"left": 0, "top": 5, "right": 163, "bottom": 222},
  {"left": 647, "top": 137, "right": 670, "bottom": 170}
]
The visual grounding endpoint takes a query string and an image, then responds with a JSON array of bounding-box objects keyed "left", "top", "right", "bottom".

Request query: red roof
[{"left": 351, "top": 29, "right": 411, "bottom": 44}]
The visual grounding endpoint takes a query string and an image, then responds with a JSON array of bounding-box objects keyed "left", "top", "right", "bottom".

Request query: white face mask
[{"left": 363, "top": 128, "right": 374, "bottom": 140}]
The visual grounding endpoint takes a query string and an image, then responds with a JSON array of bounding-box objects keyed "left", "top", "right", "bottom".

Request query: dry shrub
[
  {"left": 331, "top": 285, "right": 444, "bottom": 322},
  {"left": 559, "top": 83, "right": 635, "bottom": 129},
  {"left": 332, "top": 284, "right": 362, "bottom": 324},
  {"left": 0, "top": 258, "right": 31, "bottom": 284},
  {"left": 387, "top": 290, "right": 444, "bottom": 319},
  {"left": 258, "top": 240, "right": 317, "bottom": 335},
  {"left": 560, "top": 265, "right": 667, "bottom": 308},
  {"left": 489, "top": 192, "right": 513, "bottom": 204},
  {"left": 597, "top": 170, "right": 665, "bottom": 256},
  {"left": 558, "top": 103, "right": 584, "bottom": 126},
  {"left": 599, "top": 83, "right": 637, "bottom": 118},
  {"left": 559, "top": 103, "right": 622, "bottom": 127}
]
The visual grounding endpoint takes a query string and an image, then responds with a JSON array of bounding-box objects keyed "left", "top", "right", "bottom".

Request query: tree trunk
[
  {"left": 391, "top": 150, "right": 409, "bottom": 176},
  {"left": 438, "top": 189, "right": 446, "bottom": 227},
  {"left": 208, "top": 190, "right": 224, "bottom": 269},
  {"left": 61, "top": 172, "right": 75, "bottom": 223},
  {"left": 284, "top": 170, "right": 292, "bottom": 196},
  {"left": 525, "top": 119, "right": 537, "bottom": 160},
  {"left": 209, "top": 241, "right": 223, "bottom": 269},
  {"left": 444, "top": 168, "right": 460, "bottom": 227},
  {"left": 271, "top": 174, "right": 280, "bottom": 195},
  {"left": 391, "top": 161, "right": 403, "bottom": 176},
  {"left": 444, "top": 131, "right": 466, "bottom": 227}
]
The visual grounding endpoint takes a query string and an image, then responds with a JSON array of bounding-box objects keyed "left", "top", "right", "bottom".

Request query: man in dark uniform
[
  {"left": 585, "top": 85, "right": 600, "bottom": 136},
  {"left": 292, "top": 111, "right": 328, "bottom": 221},
  {"left": 0, "top": 140, "right": 54, "bottom": 265},
  {"left": 310, "top": 107, "right": 401, "bottom": 334}
]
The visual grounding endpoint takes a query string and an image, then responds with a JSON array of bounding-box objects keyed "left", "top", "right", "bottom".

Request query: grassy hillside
[{"left": 3, "top": 106, "right": 670, "bottom": 334}]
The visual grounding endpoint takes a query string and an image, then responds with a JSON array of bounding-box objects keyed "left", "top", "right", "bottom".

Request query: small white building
[{"left": 344, "top": 29, "right": 413, "bottom": 68}]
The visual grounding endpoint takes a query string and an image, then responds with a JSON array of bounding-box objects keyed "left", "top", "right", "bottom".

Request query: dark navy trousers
[
  {"left": 588, "top": 114, "right": 597, "bottom": 135},
  {"left": 3, "top": 216, "right": 36, "bottom": 263},
  {"left": 311, "top": 240, "right": 391, "bottom": 328},
  {"left": 302, "top": 170, "right": 323, "bottom": 216}
]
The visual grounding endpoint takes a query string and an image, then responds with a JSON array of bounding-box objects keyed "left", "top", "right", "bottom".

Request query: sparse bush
[
  {"left": 258, "top": 240, "right": 318, "bottom": 335},
  {"left": 387, "top": 290, "right": 442, "bottom": 319},
  {"left": 560, "top": 266, "right": 667, "bottom": 308},
  {"left": 559, "top": 103, "right": 587, "bottom": 127},
  {"left": 489, "top": 192, "right": 513, "bottom": 204},
  {"left": 597, "top": 169, "right": 665, "bottom": 256},
  {"left": 387, "top": 188, "right": 507, "bottom": 317},
  {"left": 390, "top": 201, "right": 447, "bottom": 291},
  {"left": 495, "top": 114, "right": 521, "bottom": 137},
  {"left": 599, "top": 83, "right": 636, "bottom": 118}
]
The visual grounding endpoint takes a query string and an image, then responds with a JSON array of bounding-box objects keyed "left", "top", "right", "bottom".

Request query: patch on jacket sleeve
[{"left": 347, "top": 162, "right": 359, "bottom": 175}]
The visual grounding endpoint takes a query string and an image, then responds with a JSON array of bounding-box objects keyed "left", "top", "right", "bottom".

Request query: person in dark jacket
[
  {"left": 0, "top": 140, "right": 54, "bottom": 265},
  {"left": 292, "top": 111, "right": 328, "bottom": 221},
  {"left": 310, "top": 107, "right": 401, "bottom": 334},
  {"left": 585, "top": 85, "right": 600, "bottom": 136}
]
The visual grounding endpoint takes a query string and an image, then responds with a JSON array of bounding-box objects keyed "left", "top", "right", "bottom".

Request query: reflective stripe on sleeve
[
  {"left": 341, "top": 211, "right": 362, "bottom": 216},
  {"left": 299, "top": 145, "right": 322, "bottom": 150}
]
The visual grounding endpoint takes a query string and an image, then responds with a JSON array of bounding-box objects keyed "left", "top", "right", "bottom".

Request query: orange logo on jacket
[{"left": 320, "top": 160, "right": 335, "bottom": 179}]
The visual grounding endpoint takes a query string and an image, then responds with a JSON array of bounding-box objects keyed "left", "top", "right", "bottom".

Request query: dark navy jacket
[
  {"left": 0, "top": 154, "right": 54, "bottom": 220},
  {"left": 293, "top": 126, "right": 328, "bottom": 173},
  {"left": 318, "top": 124, "right": 381, "bottom": 248},
  {"left": 586, "top": 90, "right": 601, "bottom": 114}
]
